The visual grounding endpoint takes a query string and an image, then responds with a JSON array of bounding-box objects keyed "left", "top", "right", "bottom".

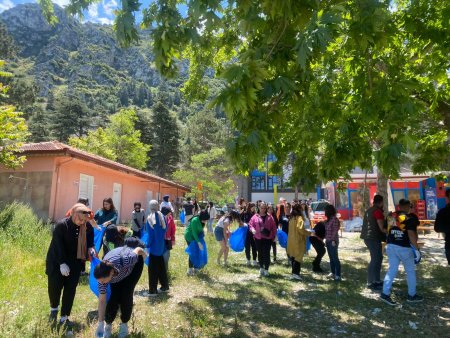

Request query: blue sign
[{"left": 425, "top": 187, "right": 438, "bottom": 219}]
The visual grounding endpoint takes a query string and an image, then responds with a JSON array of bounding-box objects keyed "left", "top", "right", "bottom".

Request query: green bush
[{"left": 0, "top": 202, "right": 51, "bottom": 255}]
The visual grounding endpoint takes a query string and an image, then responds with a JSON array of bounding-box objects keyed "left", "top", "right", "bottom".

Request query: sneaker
[
  {"left": 327, "top": 273, "right": 335, "bottom": 279},
  {"left": 407, "top": 294, "right": 424, "bottom": 303},
  {"left": 259, "top": 268, "right": 265, "bottom": 277},
  {"left": 60, "top": 319, "right": 74, "bottom": 336},
  {"left": 158, "top": 287, "right": 169, "bottom": 293},
  {"left": 334, "top": 276, "right": 342, "bottom": 282},
  {"left": 380, "top": 293, "right": 397, "bottom": 306},
  {"left": 187, "top": 268, "right": 195, "bottom": 276},
  {"left": 252, "top": 260, "right": 258, "bottom": 266},
  {"left": 48, "top": 310, "right": 58, "bottom": 324},
  {"left": 264, "top": 269, "right": 269, "bottom": 276},
  {"left": 104, "top": 323, "right": 112, "bottom": 338},
  {"left": 368, "top": 282, "right": 383, "bottom": 291},
  {"left": 246, "top": 260, "right": 251, "bottom": 266},
  {"left": 118, "top": 322, "right": 128, "bottom": 338},
  {"left": 291, "top": 274, "right": 302, "bottom": 280}
]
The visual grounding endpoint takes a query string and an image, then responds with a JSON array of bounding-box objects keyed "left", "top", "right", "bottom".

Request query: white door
[
  {"left": 79, "top": 174, "right": 94, "bottom": 209},
  {"left": 113, "top": 183, "right": 122, "bottom": 222}
]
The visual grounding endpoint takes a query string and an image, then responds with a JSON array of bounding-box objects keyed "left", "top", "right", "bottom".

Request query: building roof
[{"left": 20, "top": 141, "right": 189, "bottom": 191}]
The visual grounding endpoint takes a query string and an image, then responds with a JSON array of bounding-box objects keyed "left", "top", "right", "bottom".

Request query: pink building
[{"left": 0, "top": 141, "right": 189, "bottom": 222}]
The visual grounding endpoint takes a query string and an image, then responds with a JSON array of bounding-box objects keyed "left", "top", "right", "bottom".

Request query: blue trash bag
[
  {"left": 93, "top": 226, "right": 106, "bottom": 253},
  {"left": 180, "top": 210, "right": 185, "bottom": 224},
  {"left": 306, "top": 236, "right": 311, "bottom": 252},
  {"left": 277, "top": 229, "right": 288, "bottom": 248},
  {"left": 89, "top": 256, "right": 111, "bottom": 301},
  {"left": 140, "top": 229, "right": 150, "bottom": 266},
  {"left": 229, "top": 226, "right": 247, "bottom": 252},
  {"left": 185, "top": 236, "right": 208, "bottom": 269}
]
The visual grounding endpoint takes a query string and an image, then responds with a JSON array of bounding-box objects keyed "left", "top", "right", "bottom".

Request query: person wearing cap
[
  {"left": 45, "top": 203, "right": 96, "bottom": 334},
  {"left": 160, "top": 195, "right": 174, "bottom": 213},
  {"left": 145, "top": 200, "right": 169, "bottom": 296},
  {"left": 380, "top": 199, "right": 423, "bottom": 306},
  {"left": 184, "top": 210, "right": 210, "bottom": 275}
]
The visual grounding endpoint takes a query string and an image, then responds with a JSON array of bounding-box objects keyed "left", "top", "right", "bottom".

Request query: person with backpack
[
  {"left": 46, "top": 203, "right": 96, "bottom": 335},
  {"left": 380, "top": 199, "right": 423, "bottom": 306},
  {"left": 131, "top": 202, "right": 146, "bottom": 237},
  {"left": 310, "top": 221, "right": 326, "bottom": 273},
  {"left": 249, "top": 202, "right": 277, "bottom": 277},
  {"left": 145, "top": 200, "right": 169, "bottom": 296},
  {"left": 94, "top": 245, "right": 147, "bottom": 338},
  {"left": 184, "top": 210, "right": 210, "bottom": 275},
  {"left": 360, "top": 194, "right": 386, "bottom": 290},
  {"left": 434, "top": 189, "right": 450, "bottom": 265}
]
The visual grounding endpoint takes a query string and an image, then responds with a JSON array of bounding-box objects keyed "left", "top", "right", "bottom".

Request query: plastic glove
[
  {"left": 197, "top": 242, "right": 204, "bottom": 251},
  {"left": 411, "top": 245, "right": 421, "bottom": 264},
  {"left": 89, "top": 248, "right": 97, "bottom": 258},
  {"left": 60, "top": 263, "right": 70, "bottom": 276},
  {"left": 95, "top": 321, "right": 104, "bottom": 338}
]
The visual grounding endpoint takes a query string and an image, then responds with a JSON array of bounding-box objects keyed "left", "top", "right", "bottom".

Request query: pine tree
[
  {"left": 0, "top": 21, "right": 16, "bottom": 59},
  {"left": 28, "top": 104, "right": 52, "bottom": 142},
  {"left": 148, "top": 101, "right": 180, "bottom": 178}
]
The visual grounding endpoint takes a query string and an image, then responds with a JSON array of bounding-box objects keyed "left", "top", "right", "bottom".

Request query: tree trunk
[
  {"left": 295, "top": 184, "right": 299, "bottom": 200},
  {"left": 377, "top": 171, "right": 389, "bottom": 215}
]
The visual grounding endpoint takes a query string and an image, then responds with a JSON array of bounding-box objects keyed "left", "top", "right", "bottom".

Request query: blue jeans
[
  {"left": 364, "top": 239, "right": 383, "bottom": 284},
  {"left": 383, "top": 244, "right": 416, "bottom": 296},
  {"left": 207, "top": 219, "right": 214, "bottom": 233},
  {"left": 326, "top": 240, "right": 341, "bottom": 277}
]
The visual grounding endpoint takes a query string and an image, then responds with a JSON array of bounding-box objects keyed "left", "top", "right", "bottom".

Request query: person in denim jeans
[
  {"left": 380, "top": 199, "right": 423, "bottom": 306},
  {"left": 324, "top": 204, "right": 341, "bottom": 281},
  {"left": 361, "top": 195, "right": 386, "bottom": 290}
]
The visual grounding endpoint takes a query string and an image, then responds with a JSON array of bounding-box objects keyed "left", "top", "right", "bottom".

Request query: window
[
  {"left": 267, "top": 176, "right": 279, "bottom": 190},
  {"left": 251, "top": 176, "right": 265, "bottom": 190},
  {"left": 393, "top": 190, "right": 406, "bottom": 206}
]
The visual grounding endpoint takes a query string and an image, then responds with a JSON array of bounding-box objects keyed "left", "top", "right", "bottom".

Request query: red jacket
[{"left": 164, "top": 214, "right": 176, "bottom": 246}]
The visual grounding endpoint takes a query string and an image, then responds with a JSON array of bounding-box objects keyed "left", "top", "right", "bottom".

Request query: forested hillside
[{"left": 0, "top": 3, "right": 236, "bottom": 202}]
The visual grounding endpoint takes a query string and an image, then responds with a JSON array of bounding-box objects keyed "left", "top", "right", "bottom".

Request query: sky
[{"left": 0, "top": 0, "right": 166, "bottom": 25}]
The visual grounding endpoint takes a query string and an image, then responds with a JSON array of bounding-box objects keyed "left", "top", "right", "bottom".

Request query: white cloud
[
  {"left": 52, "top": 0, "right": 71, "bottom": 7},
  {"left": 88, "top": 3, "right": 98, "bottom": 18},
  {"left": 97, "top": 17, "right": 113, "bottom": 25},
  {"left": 0, "top": 0, "right": 14, "bottom": 13},
  {"left": 103, "top": 0, "right": 117, "bottom": 16}
]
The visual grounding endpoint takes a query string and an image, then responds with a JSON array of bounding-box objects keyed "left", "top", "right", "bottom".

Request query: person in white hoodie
[
  {"left": 207, "top": 201, "right": 217, "bottom": 233},
  {"left": 160, "top": 195, "right": 174, "bottom": 213}
]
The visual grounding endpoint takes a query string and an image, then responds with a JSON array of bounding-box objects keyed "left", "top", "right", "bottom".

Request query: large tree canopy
[{"left": 42, "top": 0, "right": 450, "bottom": 190}]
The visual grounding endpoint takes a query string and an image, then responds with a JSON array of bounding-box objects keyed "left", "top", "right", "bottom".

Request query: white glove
[
  {"left": 95, "top": 321, "right": 104, "bottom": 338},
  {"left": 60, "top": 263, "right": 70, "bottom": 276},
  {"left": 197, "top": 242, "right": 204, "bottom": 251}
]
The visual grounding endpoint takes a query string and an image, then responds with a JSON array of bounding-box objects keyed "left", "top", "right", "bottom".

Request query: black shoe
[
  {"left": 368, "top": 282, "right": 383, "bottom": 291},
  {"left": 380, "top": 293, "right": 397, "bottom": 306},
  {"left": 158, "top": 287, "right": 169, "bottom": 293},
  {"left": 407, "top": 294, "right": 424, "bottom": 303},
  {"left": 48, "top": 310, "right": 58, "bottom": 325},
  {"left": 313, "top": 267, "right": 324, "bottom": 273}
]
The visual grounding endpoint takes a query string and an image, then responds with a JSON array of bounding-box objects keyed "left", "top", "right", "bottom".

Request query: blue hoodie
[{"left": 146, "top": 212, "right": 167, "bottom": 256}]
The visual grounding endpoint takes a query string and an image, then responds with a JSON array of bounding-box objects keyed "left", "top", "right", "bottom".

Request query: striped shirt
[{"left": 98, "top": 247, "right": 138, "bottom": 294}]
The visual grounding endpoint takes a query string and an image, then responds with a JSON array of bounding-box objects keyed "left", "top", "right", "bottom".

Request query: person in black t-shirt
[
  {"left": 183, "top": 197, "right": 195, "bottom": 226},
  {"left": 310, "top": 221, "right": 326, "bottom": 273},
  {"left": 380, "top": 199, "right": 423, "bottom": 306},
  {"left": 434, "top": 189, "right": 450, "bottom": 265}
]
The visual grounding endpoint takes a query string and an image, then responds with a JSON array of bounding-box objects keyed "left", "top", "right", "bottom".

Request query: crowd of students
[{"left": 45, "top": 191, "right": 450, "bottom": 337}]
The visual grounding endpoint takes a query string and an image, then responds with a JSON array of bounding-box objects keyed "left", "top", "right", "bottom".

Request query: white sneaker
[
  {"left": 264, "top": 269, "right": 269, "bottom": 276},
  {"left": 118, "top": 322, "right": 128, "bottom": 338},
  {"left": 259, "top": 268, "right": 265, "bottom": 277},
  {"left": 104, "top": 323, "right": 112, "bottom": 338},
  {"left": 327, "top": 273, "right": 335, "bottom": 279},
  {"left": 291, "top": 274, "right": 302, "bottom": 280},
  {"left": 187, "top": 268, "right": 194, "bottom": 276},
  {"left": 252, "top": 260, "right": 258, "bottom": 266},
  {"left": 246, "top": 260, "right": 251, "bottom": 266}
]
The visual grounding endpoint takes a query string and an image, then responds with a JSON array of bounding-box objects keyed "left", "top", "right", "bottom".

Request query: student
[
  {"left": 161, "top": 207, "right": 176, "bottom": 272},
  {"left": 287, "top": 203, "right": 311, "bottom": 280},
  {"left": 242, "top": 203, "right": 257, "bottom": 266},
  {"left": 249, "top": 202, "right": 277, "bottom": 277},
  {"left": 324, "top": 204, "right": 341, "bottom": 281},
  {"left": 207, "top": 201, "right": 217, "bottom": 234},
  {"left": 380, "top": 199, "right": 423, "bottom": 305},
  {"left": 434, "top": 189, "right": 450, "bottom": 265},
  {"left": 214, "top": 210, "right": 240, "bottom": 266},
  {"left": 94, "top": 246, "right": 147, "bottom": 338},
  {"left": 310, "top": 221, "right": 326, "bottom": 272},
  {"left": 46, "top": 204, "right": 95, "bottom": 334},
  {"left": 160, "top": 195, "right": 174, "bottom": 213},
  {"left": 145, "top": 200, "right": 169, "bottom": 296},
  {"left": 183, "top": 197, "right": 195, "bottom": 225},
  {"left": 103, "top": 225, "right": 133, "bottom": 256},
  {"left": 131, "top": 202, "right": 145, "bottom": 237},
  {"left": 267, "top": 204, "right": 278, "bottom": 263},
  {"left": 94, "top": 197, "right": 118, "bottom": 227},
  {"left": 361, "top": 194, "right": 386, "bottom": 290},
  {"left": 184, "top": 210, "right": 210, "bottom": 275}
]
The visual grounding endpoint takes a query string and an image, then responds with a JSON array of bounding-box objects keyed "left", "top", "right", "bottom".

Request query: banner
[{"left": 425, "top": 187, "right": 438, "bottom": 219}]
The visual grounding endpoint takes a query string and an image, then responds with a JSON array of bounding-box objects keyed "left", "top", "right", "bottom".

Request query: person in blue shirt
[
  {"left": 94, "top": 197, "right": 118, "bottom": 227},
  {"left": 144, "top": 200, "right": 168, "bottom": 296}
]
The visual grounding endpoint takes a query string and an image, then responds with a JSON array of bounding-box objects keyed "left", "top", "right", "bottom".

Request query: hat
[
  {"left": 163, "top": 195, "right": 169, "bottom": 201},
  {"left": 149, "top": 200, "right": 159, "bottom": 212},
  {"left": 199, "top": 210, "right": 210, "bottom": 221}
]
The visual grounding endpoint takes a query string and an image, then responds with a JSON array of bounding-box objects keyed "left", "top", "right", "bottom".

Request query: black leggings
[
  {"left": 148, "top": 254, "right": 169, "bottom": 293},
  {"left": 47, "top": 261, "right": 82, "bottom": 317},
  {"left": 271, "top": 241, "right": 277, "bottom": 259},
  {"left": 255, "top": 238, "right": 272, "bottom": 270},
  {"left": 245, "top": 230, "right": 257, "bottom": 261},
  {"left": 105, "top": 256, "right": 144, "bottom": 324}
]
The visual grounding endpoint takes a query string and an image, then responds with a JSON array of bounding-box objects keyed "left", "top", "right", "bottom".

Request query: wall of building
[{"left": 251, "top": 192, "right": 317, "bottom": 204}]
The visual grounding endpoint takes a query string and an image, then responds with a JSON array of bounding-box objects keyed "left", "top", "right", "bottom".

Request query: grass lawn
[{"left": 0, "top": 221, "right": 449, "bottom": 337}]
